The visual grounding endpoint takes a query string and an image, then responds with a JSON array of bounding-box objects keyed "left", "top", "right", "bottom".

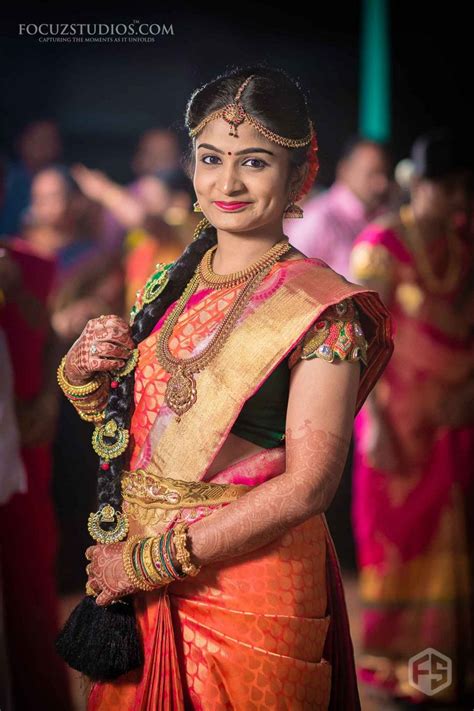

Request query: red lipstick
[{"left": 214, "top": 201, "right": 251, "bottom": 211}]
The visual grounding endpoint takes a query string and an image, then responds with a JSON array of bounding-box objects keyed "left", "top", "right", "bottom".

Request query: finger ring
[{"left": 90, "top": 342, "right": 98, "bottom": 355}]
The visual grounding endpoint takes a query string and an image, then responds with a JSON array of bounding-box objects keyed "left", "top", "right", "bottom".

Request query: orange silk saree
[{"left": 87, "top": 257, "right": 393, "bottom": 710}]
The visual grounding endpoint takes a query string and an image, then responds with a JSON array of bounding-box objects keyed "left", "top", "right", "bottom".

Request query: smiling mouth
[{"left": 213, "top": 201, "right": 252, "bottom": 211}]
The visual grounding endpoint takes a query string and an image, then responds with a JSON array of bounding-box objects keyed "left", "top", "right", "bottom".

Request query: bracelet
[
  {"left": 122, "top": 535, "right": 155, "bottom": 591},
  {"left": 57, "top": 356, "right": 107, "bottom": 397},
  {"left": 171, "top": 522, "right": 201, "bottom": 577}
]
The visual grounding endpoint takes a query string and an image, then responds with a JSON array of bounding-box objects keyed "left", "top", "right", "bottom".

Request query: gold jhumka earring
[{"left": 189, "top": 74, "right": 317, "bottom": 220}]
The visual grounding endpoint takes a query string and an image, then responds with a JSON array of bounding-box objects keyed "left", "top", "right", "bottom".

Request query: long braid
[{"left": 56, "top": 224, "right": 218, "bottom": 681}]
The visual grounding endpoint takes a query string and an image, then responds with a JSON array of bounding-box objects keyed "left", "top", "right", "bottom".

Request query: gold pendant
[
  {"left": 164, "top": 367, "right": 197, "bottom": 421},
  {"left": 92, "top": 418, "right": 130, "bottom": 460},
  {"left": 87, "top": 504, "right": 129, "bottom": 544},
  {"left": 142, "top": 269, "right": 170, "bottom": 305}
]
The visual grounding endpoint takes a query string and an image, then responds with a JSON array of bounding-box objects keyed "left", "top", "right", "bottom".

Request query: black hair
[
  {"left": 338, "top": 134, "right": 391, "bottom": 165},
  {"left": 411, "top": 127, "right": 474, "bottom": 181},
  {"left": 56, "top": 64, "right": 315, "bottom": 682}
]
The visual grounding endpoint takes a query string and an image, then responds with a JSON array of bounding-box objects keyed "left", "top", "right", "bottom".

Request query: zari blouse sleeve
[{"left": 287, "top": 297, "right": 369, "bottom": 370}]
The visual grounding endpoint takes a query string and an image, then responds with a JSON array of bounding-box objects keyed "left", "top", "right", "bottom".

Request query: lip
[{"left": 213, "top": 201, "right": 251, "bottom": 211}]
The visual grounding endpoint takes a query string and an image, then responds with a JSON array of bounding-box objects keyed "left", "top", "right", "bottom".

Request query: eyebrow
[{"left": 197, "top": 143, "right": 275, "bottom": 157}]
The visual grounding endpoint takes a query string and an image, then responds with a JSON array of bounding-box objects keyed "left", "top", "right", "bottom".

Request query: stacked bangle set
[
  {"left": 122, "top": 522, "right": 201, "bottom": 591},
  {"left": 57, "top": 356, "right": 109, "bottom": 424}
]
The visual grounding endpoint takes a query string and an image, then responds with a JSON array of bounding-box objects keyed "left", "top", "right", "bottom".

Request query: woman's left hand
[{"left": 85, "top": 542, "right": 139, "bottom": 606}]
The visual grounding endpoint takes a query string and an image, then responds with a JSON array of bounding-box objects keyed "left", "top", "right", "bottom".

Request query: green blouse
[{"left": 229, "top": 297, "right": 368, "bottom": 448}]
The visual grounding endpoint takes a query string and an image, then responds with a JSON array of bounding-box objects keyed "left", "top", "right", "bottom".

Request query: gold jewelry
[
  {"left": 283, "top": 191, "right": 304, "bottom": 219},
  {"left": 193, "top": 200, "right": 203, "bottom": 213},
  {"left": 172, "top": 521, "right": 201, "bottom": 577},
  {"left": 85, "top": 582, "right": 97, "bottom": 597},
  {"left": 92, "top": 418, "right": 130, "bottom": 461},
  {"left": 57, "top": 356, "right": 106, "bottom": 397},
  {"left": 77, "top": 409, "right": 106, "bottom": 424},
  {"left": 122, "top": 535, "right": 155, "bottom": 591},
  {"left": 142, "top": 266, "right": 171, "bottom": 305},
  {"left": 189, "top": 74, "right": 313, "bottom": 147},
  {"left": 192, "top": 216, "right": 211, "bottom": 241},
  {"left": 110, "top": 348, "right": 139, "bottom": 379},
  {"left": 88, "top": 504, "right": 129, "bottom": 544},
  {"left": 399, "top": 204, "right": 462, "bottom": 295},
  {"left": 198, "top": 238, "right": 291, "bottom": 289},
  {"left": 156, "top": 241, "right": 290, "bottom": 420}
]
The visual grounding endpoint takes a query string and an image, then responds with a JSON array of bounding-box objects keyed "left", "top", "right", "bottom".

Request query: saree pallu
[
  {"left": 351, "top": 224, "right": 474, "bottom": 703},
  {"left": 87, "top": 256, "right": 392, "bottom": 710},
  {"left": 88, "top": 447, "right": 360, "bottom": 710}
]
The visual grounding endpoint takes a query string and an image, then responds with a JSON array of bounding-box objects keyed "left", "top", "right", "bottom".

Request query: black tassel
[{"left": 56, "top": 595, "right": 143, "bottom": 681}]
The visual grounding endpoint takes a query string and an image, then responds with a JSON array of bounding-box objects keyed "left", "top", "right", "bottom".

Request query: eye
[
  {"left": 201, "top": 155, "right": 222, "bottom": 165},
  {"left": 243, "top": 158, "right": 268, "bottom": 169}
]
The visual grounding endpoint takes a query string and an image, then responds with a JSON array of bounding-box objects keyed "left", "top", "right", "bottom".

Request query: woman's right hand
[{"left": 64, "top": 314, "right": 135, "bottom": 385}]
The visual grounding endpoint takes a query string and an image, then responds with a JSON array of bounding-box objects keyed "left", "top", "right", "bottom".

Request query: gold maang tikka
[{"left": 189, "top": 74, "right": 314, "bottom": 148}]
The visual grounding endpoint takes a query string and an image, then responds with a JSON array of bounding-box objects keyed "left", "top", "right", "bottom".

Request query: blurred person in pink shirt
[{"left": 284, "top": 136, "right": 394, "bottom": 279}]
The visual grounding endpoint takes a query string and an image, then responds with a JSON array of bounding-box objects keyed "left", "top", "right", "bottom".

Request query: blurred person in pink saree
[
  {"left": 56, "top": 67, "right": 393, "bottom": 710},
  {"left": 350, "top": 128, "right": 474, "bottom": 706}
]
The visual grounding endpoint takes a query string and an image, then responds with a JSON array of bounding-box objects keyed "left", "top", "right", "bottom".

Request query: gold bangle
[
  {"left": 141, "top": 536, "right": 167, "bottom": 586},
  {"left": 172, "top": 522, "right": 201, "bottom": 577},
  {"left": 122, "top": 535, "right": 155, "bottom": 591},
  {"left": 76, "top": 409, "right": 106, "bottom": 423},
  {"left": 57, "top": 356, "right": 106, "bottom": 397}
]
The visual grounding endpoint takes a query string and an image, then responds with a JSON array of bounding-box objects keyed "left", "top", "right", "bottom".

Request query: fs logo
[{"left": 408, "top": 648, "right": 452, "bottom": 696}]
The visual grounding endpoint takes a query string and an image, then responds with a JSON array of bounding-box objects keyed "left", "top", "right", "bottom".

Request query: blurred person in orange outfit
[
  {"left": 70, "top": 162, "right": 200, "bottom": 313},
  {"left": 96, "top": 128, "right": 181, "bottom": 249}
]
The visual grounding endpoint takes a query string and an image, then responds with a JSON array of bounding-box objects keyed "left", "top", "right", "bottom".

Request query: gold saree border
[{"left": 146, "top": 261, "right": 393, "bottom": 483}]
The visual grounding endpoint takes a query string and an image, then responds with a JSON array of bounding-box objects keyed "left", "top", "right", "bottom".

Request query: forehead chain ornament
[{"left": 189, "top": 74, "right": 315, "bottom": 149}]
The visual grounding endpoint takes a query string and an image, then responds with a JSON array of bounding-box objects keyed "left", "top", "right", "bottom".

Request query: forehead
[{"left": 195, "top": 117, "right": 284, "bottom": 155}]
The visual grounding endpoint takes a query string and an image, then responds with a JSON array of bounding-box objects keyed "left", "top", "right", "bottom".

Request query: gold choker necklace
[{"left": 198, "top": 238, "right": 291, "bottom": 289}]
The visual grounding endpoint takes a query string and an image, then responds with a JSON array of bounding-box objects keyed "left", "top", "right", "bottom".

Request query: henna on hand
[
  {"left": 65, "top": 314, "right": 135, "bottom": 384},
  {"left": 85, "top": 543, "right": 137, "bottom": 606}
]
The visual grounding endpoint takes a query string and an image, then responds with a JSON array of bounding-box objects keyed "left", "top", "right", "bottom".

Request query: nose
[{"left": 217, "top": 162, "right": 245, "bottom": 196}]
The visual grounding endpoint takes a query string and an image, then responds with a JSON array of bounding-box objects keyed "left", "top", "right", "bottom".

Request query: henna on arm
[{"left": 187, "top": 355, "right": 361, "bottom": 566}]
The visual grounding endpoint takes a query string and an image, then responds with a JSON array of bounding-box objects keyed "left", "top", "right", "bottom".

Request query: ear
[{"left": 289, "top": 162, "right": 310, "bottom": 197}]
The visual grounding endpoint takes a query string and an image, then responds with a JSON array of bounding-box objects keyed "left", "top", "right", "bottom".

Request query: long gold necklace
[
  {"left": 156, "top": 239, "right": 291, "bottom": 420},
  {"left": 399, "top": 204, "right": 462, "bottom": 295}
]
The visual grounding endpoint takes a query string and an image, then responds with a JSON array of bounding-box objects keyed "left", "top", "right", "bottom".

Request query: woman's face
[
  {"left": 412, "top": 171, "right": 473, "bottom": 226},
  {"left": 193, "top": 118, "right": 301, "bottom": 234},
  {"left": 30, "top": 169, "right": 69, "bottom": 228}
]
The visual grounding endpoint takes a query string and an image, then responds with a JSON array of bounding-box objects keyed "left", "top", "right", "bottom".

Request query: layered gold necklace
[
  {"left": 399, "top": 204, "right": 462, "bottom": 295},
  {"left": 156, "top": 238, "right": 291, "bottom": 420}
]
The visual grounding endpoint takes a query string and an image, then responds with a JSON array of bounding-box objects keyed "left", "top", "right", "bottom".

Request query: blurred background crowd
[{"left": 0, "top": 1, "right": 473, "bottom": 710}]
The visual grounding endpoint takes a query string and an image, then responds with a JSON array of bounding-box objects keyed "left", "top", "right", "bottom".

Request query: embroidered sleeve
[
  {"left": 288, "top": 297, "right": 368, "bottom": 369},
  {"left": 350, "top": 242, "right": 394, "bottom": 284},
  {"left": 129, "top": 261, "right": 174, "bottom": 326}
]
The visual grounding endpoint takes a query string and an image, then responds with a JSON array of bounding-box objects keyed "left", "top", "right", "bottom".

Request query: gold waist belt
[{"left": 121, "top": 468, "right": 251, "bottom": 510}]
